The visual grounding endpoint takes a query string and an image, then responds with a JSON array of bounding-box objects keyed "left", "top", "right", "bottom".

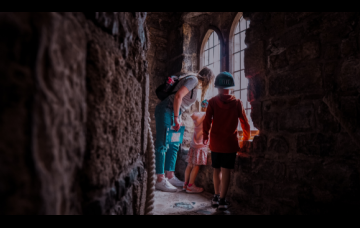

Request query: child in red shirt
[{"left": 203, "top": 72, "right": 250, "bottom": 211}]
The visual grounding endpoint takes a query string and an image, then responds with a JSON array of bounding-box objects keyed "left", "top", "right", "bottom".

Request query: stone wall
[
  {"left": 0, "top": 12, "right": 150, "bottom": 215},
  {"left": 146, "top": 13, "right": 183, "bottom": 141},
  {"left": 174, "top": 12, "right": 360, "bottom": 215},
  {"left": 229, "top": 12, "right": 360, "bottom": 215}
]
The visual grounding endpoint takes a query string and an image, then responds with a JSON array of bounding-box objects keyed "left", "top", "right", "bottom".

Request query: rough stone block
[
  {"left": 341, "top": 35, "right": 358, "bottom": 58},
  {"left": 278, "top": 104, "right": 315, "bottom": 133},
  {"left": 253, "top": 134, "right": 267, "bottom": 154},
  {"left": 270, "top": 51, "right": 288, "bottom": 70},
  {"left": 263, "top": 111, "right": 278, "bottom": 132},
  {"left": 296, "top": 133, "right": 335, "bottom": 157},
  {"left": 248, "top": 75, "right": 265, "bottom": 101},
  {"left": 252, "top": 159, "right": 286, "bottom": 181},
  {"left": 335, "top": 133, "right": 360, "bottom": 156},
  {"left": 303, "top": 40, "right": 320, "bottom": 59},
  {"left": 314, "top": 100, "right": 340, "bottom": 133},
  {"left": 268, "top": 137, "right": 289, "bottom": 154},
  {"left": 340, "top": 60, "right": 360, "bottom": 92},
  {"left": 320, "top": 13, "right": 353, "bottom": 43},
  {"left": 269, "top": 63, "right": 322, "bottom": 96},
  {"left": 237, "top": 157, "right": 253, "bottom": 176},
  {"left": 245, "top": 41, "right": 265, "bottom": 77},
  {"left": 245, "top": 25, "right": 265, "bottom": 44},
  {"left": 340, "top": 97, "right": 358, "bottom": 130},
  {"left": 322, "top": 44, "right": 340, "bottom": 60},
  {"left": 272, "top": 26, "right": 304, "bottom": 49},
  {"left": 269, "top": 13, "right": 286, "bottom": 36},
  {"left": 250, "top": 101, "right": 262, "bottom": 129},
  {"left": 286, "top": 44, "right": 302, "bottom": 65}
]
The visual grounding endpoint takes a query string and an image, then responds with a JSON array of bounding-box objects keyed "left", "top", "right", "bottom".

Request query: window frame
[
  {"left": 199, "top": 27, "right": 224, "bottom": 105},
  {"left": 229, "top": 12, "right": 257, "bottom": 133}
]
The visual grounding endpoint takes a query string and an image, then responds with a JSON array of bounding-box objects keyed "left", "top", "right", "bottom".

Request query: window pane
[
  {"left": 209, "top": 32, "right": 214, "bottom": 47},
  {"left": 205, "top": 50, "right": 209, "bottom": 66},
  {"left": 241, "top": 70, "right": 248, "bottom": 90},
  {"left": 234, "top": 71, "right": 241, "bottom": 90},
  {"left": 235, "top": 21, "right": 240, "bottom": 34},
  {"left": 240, "top": 17, "right": 246, "bottom": 31},
  {"left": 234, "top": 52, "right": 240, "bottom": 72},
  {"left": 241, "top": 50, "right": 245, "bottom": 70},
  {"left": 209, "top": 48, "right": 214, "bottom": 64},
  {"left": 241, "top": 89, "right": 247, "bottom": 108},
  {"left": 234, "top": 33, "right": 240, "bottom": 53},
  {"left": 214, "top": 61, "right": 220, "bottom": 76},
  {"left": 214, "top": 45, "right": 220, "bottom": 62},
  {"left": 214, "top": 32, "right": 219, "bottom": 45},
  {"left": 240, "top": 31, "right": 246, "bottom": 50},
  {"left": 234, "top": 90, "right": 240, "bottom": 100},
  {"left": 247, "top": 20, "right": 250, "bottom": 28},
  {"left": 205, "top": 40, "right": 208, "bottom": 50}
]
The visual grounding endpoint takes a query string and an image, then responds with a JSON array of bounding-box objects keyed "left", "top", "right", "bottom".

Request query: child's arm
[
  {"left": 238, "top": 101, "right": 251, "bottom": 141},
  {"left": 203, "top": 100, "right": 213, "bottom": 144}
]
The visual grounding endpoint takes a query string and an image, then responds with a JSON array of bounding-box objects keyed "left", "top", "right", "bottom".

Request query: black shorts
[{"left": 211, "top": 152, "right": 237, "bottom": 169}]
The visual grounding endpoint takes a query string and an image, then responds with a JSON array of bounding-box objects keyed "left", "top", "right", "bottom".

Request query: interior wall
[
  {"left": 146, "top": 13, "right": 184, "bottom": 142},
  {"left": 233, "top": 12, "right": 360, "bottom": 215},
  {"left": 0, "top": 12, "right": 150, "bottom": 215},
  {"left": 171, "top": 12, "right": 360, "bottom": 215}
]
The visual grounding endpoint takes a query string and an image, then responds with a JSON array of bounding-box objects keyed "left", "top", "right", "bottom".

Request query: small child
[
  {"left": 183, "top": 100, "right": 210, "bottom": 194},
  {"left": 203, "top": 72, "right": 250, "bottom": 211}
]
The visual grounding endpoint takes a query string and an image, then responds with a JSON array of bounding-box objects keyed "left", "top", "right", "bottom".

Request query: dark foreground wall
[
  {"left": 0, "top": 12, "right": 149, "bottom": 215},
  {"left": 233, "top": 12, "right": 360, "bottom": 215}
]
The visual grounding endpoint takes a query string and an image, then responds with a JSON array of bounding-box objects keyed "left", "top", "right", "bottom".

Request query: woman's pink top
[{"left": 190, "top": 112, "right": 208, "bottom": 149}]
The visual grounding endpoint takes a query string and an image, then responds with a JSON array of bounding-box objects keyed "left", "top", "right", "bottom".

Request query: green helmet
[{"left": 214, "top": 72, "right": 235, "bottom": 89}]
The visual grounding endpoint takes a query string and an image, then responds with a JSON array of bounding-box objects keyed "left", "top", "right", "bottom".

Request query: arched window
[
  {"left": 200, "top": 30, "right": 221, "bottom": 100},
  {"left": 230, "top": 13, "right": 257, "bottom": 133}
]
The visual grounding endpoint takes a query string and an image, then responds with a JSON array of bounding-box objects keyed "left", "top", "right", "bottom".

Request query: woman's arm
[{"left": 173, "top": 86, "right": 189, "bottom": 131}]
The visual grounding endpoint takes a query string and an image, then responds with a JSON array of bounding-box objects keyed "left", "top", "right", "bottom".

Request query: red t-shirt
[{"left": 203, "top": 94, "right": 250, "bottom": 153}]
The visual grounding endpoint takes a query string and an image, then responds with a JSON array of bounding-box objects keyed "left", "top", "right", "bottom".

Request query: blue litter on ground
[{"left": 173, "top": 202, "right": 194, "bottom": 210}]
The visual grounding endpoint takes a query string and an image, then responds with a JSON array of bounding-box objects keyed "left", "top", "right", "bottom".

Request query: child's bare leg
[
  {"left": 213, "top": 168, "right": 221, "bottom": 195},
  {"left": 220, "top": 168, "right": 231, "bottom": 199},
  {"left": 184, "top": 164, "right": 193, "bottom": 184},
  {"left": 219, "top": 171, "right": 222, "bottom": 195},
  {"left": 189, "top": 165, "right": 200, "bottom": 184}
]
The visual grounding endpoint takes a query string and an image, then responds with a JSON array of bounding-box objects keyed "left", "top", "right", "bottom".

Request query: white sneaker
[
  {"left": 167, "top": 176, "right": 184, "bottom": 187},
  {"left": 155, "top": 178, "right": 177, "bottom": 192}
]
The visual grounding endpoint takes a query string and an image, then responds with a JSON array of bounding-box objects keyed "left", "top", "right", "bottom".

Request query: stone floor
[{"left": 153, "top": 187, "right": 258, "bottom": 215}]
